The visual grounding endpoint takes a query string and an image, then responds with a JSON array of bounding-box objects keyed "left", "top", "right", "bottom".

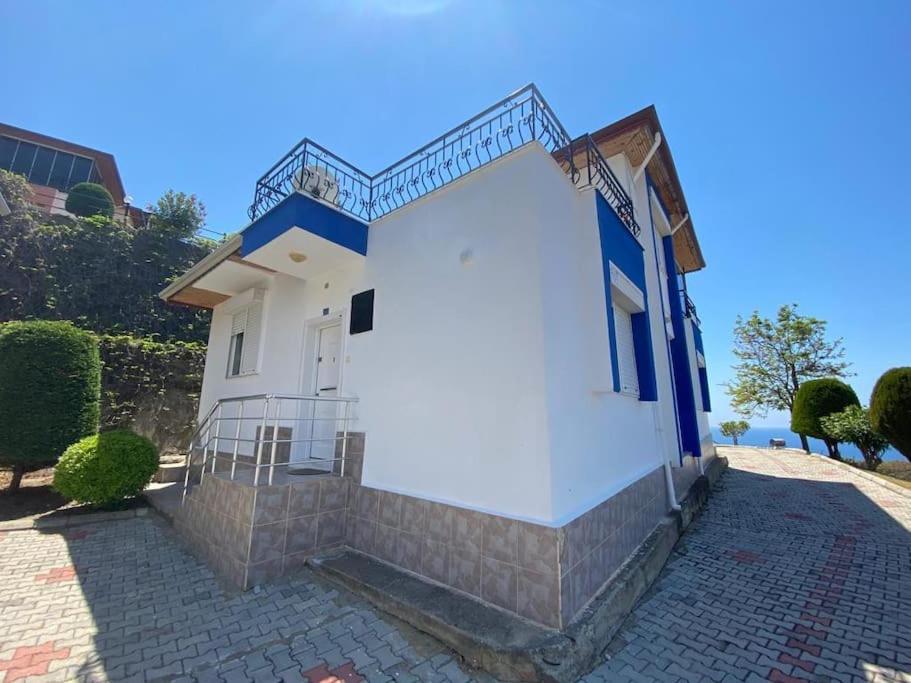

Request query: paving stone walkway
[
  {"left": 586, "top": 447, "right": 911, "bottom": 683},
  {"left": 0, "top": 446, "right": 908, "bottom": 682}
]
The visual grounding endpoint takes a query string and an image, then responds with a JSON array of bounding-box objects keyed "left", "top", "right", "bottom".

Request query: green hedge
[
  {"left": 54, "top": 430, "right": 158, "bottom": 505},
  {"left": 870, "top": 367, "right": 911, "bottom": 461},
  {"left": 0, "top": 321, "right": 101, "bottom": 479},
  {"left": 791, "top": 378, "right": 859, "bottom": 458},
  {"left": 65, "top": 182, "right": 115, "bottom": 218},
  {"left": 99, "top": 334, "right": 205, "bottom": 452}
]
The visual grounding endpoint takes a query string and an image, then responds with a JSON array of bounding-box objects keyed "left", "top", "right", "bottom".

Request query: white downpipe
[
  {"left": 698, "top": 455, "right": 705, "bottom": 476},
  {"left": 664, "top": 460, "right": 682, "bottom": 512},
  {"left": 632, "top": 132, "right": 662, "bottom": 183}
]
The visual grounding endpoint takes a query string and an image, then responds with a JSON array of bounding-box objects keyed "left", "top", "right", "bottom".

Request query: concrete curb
[
  {"left": 310, "top": 458, "right": 730, "bottom": 682},
  {"left": 0, "top": 505, "right": 149, "bottom": 533}
]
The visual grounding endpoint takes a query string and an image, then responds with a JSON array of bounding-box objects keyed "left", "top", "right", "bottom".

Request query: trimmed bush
[
  {"left": 0, "top": 321, "right": 100, "bottom": 490},
  {"left": 820, "top": 405, "right": 889, "bottom": 470},
  {"left": 65, "top": 182, "right": 115, "bottom": 218},
  {"left": 54, "top": 430, "right": 158, "bottom": 505},
  {"left": 870, "top": 367, "right": 911, "bottom": 461},
  {"left": 791, "top": 378, "right": 859, "bottom": 459}
]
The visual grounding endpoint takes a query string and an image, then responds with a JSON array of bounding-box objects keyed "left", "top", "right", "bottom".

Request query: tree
[
  {"left": 0, "top": 321, "right": 100, "bottom": 490},
  {"left": 821, "top": 405, "right": 889, "bottom": 470},
  {"left": 869, "top": 367, "right": 911, "bottom": 461},
  {"left": 144, "top": 190, "right": 206, "bottom": 241},
  {"left": 719, "top": 420, "right": 750, "bottom": 445},
  {"left": 65, "top": 182, "right": 115, "bottom": 218},
  {"left": 791, "top": 378, "right": 859, "bottom": 459},
  {"left": 727, "top": 304, "right": 851, "bottom": 452}
]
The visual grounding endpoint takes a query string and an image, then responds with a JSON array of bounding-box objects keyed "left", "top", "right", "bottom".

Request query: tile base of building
[{"left": 164, "top": 433, "right": 713, "bottom": 632}]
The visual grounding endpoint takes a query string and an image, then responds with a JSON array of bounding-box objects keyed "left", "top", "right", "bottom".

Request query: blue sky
[{"left": 3, "top": 1, "right": 909, "bottom": 427}]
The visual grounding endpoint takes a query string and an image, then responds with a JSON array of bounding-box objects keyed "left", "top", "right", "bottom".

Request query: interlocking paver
[
  {"left": 589, "top": 447, "right": 911, "bottom": 682},
  {"left": 2, "top": 446, "right": 908, "bottom": 681}
]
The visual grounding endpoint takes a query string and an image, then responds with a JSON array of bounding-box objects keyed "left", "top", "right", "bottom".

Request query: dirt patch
[{"left": 0, "top": 468, "right": 78, "bottom": 521}]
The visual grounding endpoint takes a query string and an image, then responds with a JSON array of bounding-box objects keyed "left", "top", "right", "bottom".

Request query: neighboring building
[
  {"left": 160, "top": 85, "right": 714, "bottom": 630},
  {"left": 0, "top": 122, "right": 141, "bottom": 222}
]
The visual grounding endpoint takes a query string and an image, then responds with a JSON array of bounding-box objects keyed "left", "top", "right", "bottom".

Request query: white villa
[{"left": 160, "top": 85, "right": 713, "bottom": 631}]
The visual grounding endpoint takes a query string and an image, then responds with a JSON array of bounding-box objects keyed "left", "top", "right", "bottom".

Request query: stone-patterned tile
[
  {"left": 319, "top": 477, "right": 348, "bottom": 512},
  {"left": 400, "top": 496, "right": 427, "bottom": 535},
  {"left": 425, "top": 502, "right": 454, "bottom": 542},
  {"left": 246, "top": 558, "right": 282, "bottom": 587},
  {"left": 344, "top": 454, "right": 363, "bottom": 484},
  {"left": 249, "top": 521, "right": 286, "bottom": 564},
  {"left": 452, "top": 507, "right": 482, "bottom": 553},
  {"left": 254, "top": 486, "right": 289, "bottom": 525},
  {"left": 396, "top": 530, "right": 422, "bottom": 574},
  {"left": 316, "top": 509, "right": 347, "bottom": 547},
  {"left": 517, "top": 522, "right": 558, "bottom": 575},
  {"left": 224, "top": 517, "right": 252, "bottom": 564},
  {"left": 378, "top": 491, "right": 403, "bottom": 528},
  {"left": 236, "top": 486, "right": 256, "bottom": 523},
  {"left": 570, "top": 550, "right": 596, "bottom": 618},
  {"left": 289, "top": 481, "right": 320, "bottom": 518},
  {"left": 374, "top": 523, "right": 399, "bottom": 564},
  {"left": 353, "top": 486, "right": 380, "bottom": 520},
  {"left": 518, "top": 568, "right": 560, "bottom": 629},
  {"left": 421, "top": 537, "right": 450, "bottom": 585},
  {"left": 286, "top": 514, "right": 318, "bottom": 555},
  {"left": 560, "top": 570, "right": 574, "bottom": 628},
  {"left": 282, "top": 549, "right": 311, "bottom": 574},
  {"left": 450, "top": 547, "right": 481, "bottom": 597},
  {"left": 481, "top": 515, "right": 517, "bottom": 565},
  {"left": 350, "top": 515, "right": 376, "bottom": 554},
  {"left": 481, "top": 556, "right": 517, "bottom": 613}
]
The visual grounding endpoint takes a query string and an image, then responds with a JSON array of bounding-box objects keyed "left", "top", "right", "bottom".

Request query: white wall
[{"left": 198, "top": 142, "right": 687, "bottom": 525}]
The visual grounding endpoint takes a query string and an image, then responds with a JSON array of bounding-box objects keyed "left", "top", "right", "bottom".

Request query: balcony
[
  {"left": 246, "top": 84, "right": 640, "bottom": 238},
  {"left": 683, "top": 292, "right": 701, "bottom": 328}
]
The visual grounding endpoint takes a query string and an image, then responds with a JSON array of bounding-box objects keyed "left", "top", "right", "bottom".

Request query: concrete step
[{"left": 309, "top": 549, "right": 572, "bottom": 682}]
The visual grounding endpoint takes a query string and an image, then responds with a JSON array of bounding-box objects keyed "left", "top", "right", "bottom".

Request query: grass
[{"left": 845, "top": 459, "right": 911, "bottom": 490}]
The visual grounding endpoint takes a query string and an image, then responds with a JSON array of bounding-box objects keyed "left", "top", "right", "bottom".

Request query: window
[
  {"left": 227, "top": 303, "right": 262, "bottom": 377},
  {"left": 613, "top": 303, "right": 640, "bottom": 397},
  {"left": 10, "top": 142, "right": 36, "bottom": 176},
  {"left": 0, "top": 136, "right": 99, "bottom": 192}
]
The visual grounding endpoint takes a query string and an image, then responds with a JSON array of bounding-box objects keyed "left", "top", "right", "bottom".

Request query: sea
[{"left": 710, "top": 426, "right": 905, "bottom": 462}]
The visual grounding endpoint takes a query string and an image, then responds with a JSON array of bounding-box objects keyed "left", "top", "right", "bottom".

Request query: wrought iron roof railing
[
  {"left": 683, "top": 292, "right": 701, "bottom": 327},
  {"left": 247, "top": 84, "right": 640, "bottom": 238}
]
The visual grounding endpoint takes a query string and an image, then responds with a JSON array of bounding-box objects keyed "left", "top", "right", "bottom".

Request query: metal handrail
[
  {"left": 181, "top": 393, "right": 358, "bottom": 501},
  {"left": 245, "top": 84, "right": 638, "bottom": 235},
  {"left": 683, "top": 292, "right": 701, "bottom": 328}
]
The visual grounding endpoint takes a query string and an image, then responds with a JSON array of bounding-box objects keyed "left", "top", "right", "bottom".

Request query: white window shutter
[
  {"left": 240, "top": 302, "right": 262, "bottom": 374},
  {"left": 231, "top": 309, "right": 247, "bottom": 335},
  {"left": 613, "top": 304, "right": 640, "bottom": 396}
]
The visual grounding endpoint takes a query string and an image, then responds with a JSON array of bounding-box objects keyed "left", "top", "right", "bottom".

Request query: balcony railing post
[
  {"left": 199, "top": 420, "right": 212, "bottom": 486},
  {"left": 253, "top": 397, "right": 270, "bottom": 487},
  {"left": 268, "top": 398, "right": 282, "bottom": 485},
  {"left": 210, "top": 403, "right": 222, "bottom": 474},
  {"left": 339, "top": 400, "right": 350, "bottom": 479},
  {"left": 230, "top": 401, "right": 243, "bottom": 481}
]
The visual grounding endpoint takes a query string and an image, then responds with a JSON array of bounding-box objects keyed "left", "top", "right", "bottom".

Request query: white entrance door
[{"left": 307, "top": 323, "right": 341, "bottom": 468}]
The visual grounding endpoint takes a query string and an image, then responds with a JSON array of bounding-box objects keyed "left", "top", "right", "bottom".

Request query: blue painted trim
[
  {"left": 691, "top": 323, "right": 711, "bottom": 412},
  {"left": 663, "top": 233, "right": 701, "bottom": 458},
  {"left": 240, "top": 192, "right": 368, "bottom": 258},
  {"left": 594, "top": 193, "right": 657, "bottom": 401},
  {"left": 645, "top": 174, "right": 684, "bottom": 463}
]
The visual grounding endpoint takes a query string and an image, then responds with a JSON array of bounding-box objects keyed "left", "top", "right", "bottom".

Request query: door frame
[{"left": 299, "top": 309, "right": 348, "bottom": 397}]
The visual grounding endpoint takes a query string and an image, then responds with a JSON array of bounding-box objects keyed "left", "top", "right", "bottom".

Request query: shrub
[
  {"left": 719, "top": 420, "right": 750, "bottom": 445},
  {"left": 820, "top": 405, "right": 889, "bottom": 470},
  {"left": 54, "top": 430, "right": 158, "bottom": 505},
  {"left": 0, "top": 321, "right": 100, "bottom": 490},
  {"left": 870, "top": 367, "right": 911, "bottom": 461},
  {"left": 791, "top": 378, "right": 859, "bottom": 459},
  {"left": 65, "top": 182, "right": 115, "bottom": 218}
]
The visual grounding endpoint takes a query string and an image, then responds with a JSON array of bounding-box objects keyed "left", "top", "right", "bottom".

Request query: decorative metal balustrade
[
  {"left": 246, "top": 84, "right": 640, "bottom": 237},
  {"left": 683, "top": 292, "right": 701, "bottom": 327},
  {"left": 182, "top": 393, "right": 358, "bottom": 501}
]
